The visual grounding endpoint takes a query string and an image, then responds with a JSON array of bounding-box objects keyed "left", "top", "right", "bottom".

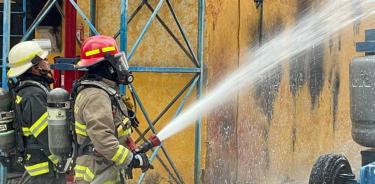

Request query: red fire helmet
[{"left": 76, "top": 35, "right": 121, "bottom": 68}]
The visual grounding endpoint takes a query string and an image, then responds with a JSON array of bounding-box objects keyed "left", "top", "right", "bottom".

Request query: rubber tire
[{"left": 309, "top": 154, "right": 354, "bottom": 184}]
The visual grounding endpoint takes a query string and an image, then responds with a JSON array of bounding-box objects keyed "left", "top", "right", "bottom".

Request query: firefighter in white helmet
[{"left": 7, "top": 41, "right": 66, "bottom": 184}]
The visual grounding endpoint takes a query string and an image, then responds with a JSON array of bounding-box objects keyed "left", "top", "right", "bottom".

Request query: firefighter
[
  {"left": 73, "top": 35, "right": 150, "bottom": 184},
  {"left": 7, "top": 41, "right": 66, "bottom": 183}
]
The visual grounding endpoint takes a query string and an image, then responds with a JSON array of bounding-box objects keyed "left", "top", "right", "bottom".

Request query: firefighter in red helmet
[{"left": 72, "top": 35, "right": 150, "bottom": 183}]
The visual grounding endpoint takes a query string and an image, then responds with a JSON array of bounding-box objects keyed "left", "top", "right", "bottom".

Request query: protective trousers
[
  {"left": 18, "top": 171, "right": 66, "bottom": 184},
  {"left": 76, "top": 165, "right": 122, "bottom": 184}
]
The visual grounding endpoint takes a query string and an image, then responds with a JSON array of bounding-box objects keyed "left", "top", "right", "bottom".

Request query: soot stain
[
  {"left": 292, "top": 127, "right": 297, "bottom": 152},
  {"left": 256, "top": 16, "right": 284, "bottom": 120},
  {"left": 264, "top": 16, "right": 284, "bottom": 42},
  {"left": 290, "top": 0, "right": 316, "bottom": 97},
  {"left": 256, "top": 66, "right": 282, "bottom": 121},
  {"left": 352, "top": 0, "right": 362, "bottom": 35},
  {"left": 308, "top": 44, "right": 325, "bottom": 108},
  {"left": 332, "top": 72, "right": 340, "bottom": 132},
  {"left": 251, "top": 22, "right": 261, "bottom": 49},
  {"left": 328, "top": 37, "right": 340, "bottom": 132},
  {"left": 289, "top": 54, "right": 307, "bottom": 96},
  {"left": 329, "top": 35, "right": 342, "bottom": 54},
  {"left": 296, "top": 0, "right": 313, "bottom": 19}
]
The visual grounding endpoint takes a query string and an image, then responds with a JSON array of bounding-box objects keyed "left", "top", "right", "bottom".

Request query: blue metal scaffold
[
  {"left": 1, "top": 0, "right": 27, "bottom": 88},
  {"left": 1, "top": 0, "right": 205, "bottom": 183}
]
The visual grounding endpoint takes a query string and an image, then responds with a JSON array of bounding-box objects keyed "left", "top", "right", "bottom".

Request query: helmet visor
[
  {"left": 111, "top": 52, "right": 133, "bottom": 85},
  {"left": 115, "top": 52, "right": 130, "bottom": 71}
]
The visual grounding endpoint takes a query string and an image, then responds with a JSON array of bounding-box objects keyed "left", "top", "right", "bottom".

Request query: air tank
[
  {"left": 350, "top": 56, "right": 375, "bottom": 147},
  {"left": 0, "top": 88, "right": 15, "bottom": 151},
  {"left": 47, "top": 88, "right": 72, "bottom": 157}
]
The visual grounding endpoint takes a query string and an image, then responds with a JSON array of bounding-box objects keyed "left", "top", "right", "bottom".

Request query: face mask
[
  {"left": 37, "top": 68, "right": 54, "bottom": 84},
  {"left": 31, "top": 56, "right": 50, "bottom": 75},
  {"left": 37, "top": 63, "right": 55, "bottom": 84},
  {"left": 37, "top": 67, "right": 50, "bottom": 76}
]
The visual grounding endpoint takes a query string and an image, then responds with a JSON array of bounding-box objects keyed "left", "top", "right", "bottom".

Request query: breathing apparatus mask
[{"left": 103, "top": 52, "right": 134, "bottom": 85}]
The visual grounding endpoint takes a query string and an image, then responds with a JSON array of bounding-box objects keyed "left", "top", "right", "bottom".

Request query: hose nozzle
[{"left": 137, "top": 134, "right": 161, "bottom": 153}]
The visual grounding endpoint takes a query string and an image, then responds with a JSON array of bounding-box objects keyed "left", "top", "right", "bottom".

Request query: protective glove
[
  {"left": 131, "top": 153, "right": 152, "bottom": 173},
  {"left": 128, "top": 109, "right": 139, "bottom": 128}
]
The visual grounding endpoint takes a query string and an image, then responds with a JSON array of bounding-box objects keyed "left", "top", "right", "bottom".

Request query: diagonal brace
[
  {"left": 166, "top": 0, "right": 200, "bottom": 67},
  {"left": 144, "top": 1, "right": 196, "bottom": 65},
  {"left": 129, "top": 84, "right": 185, "bottom": 183},
  {"left": 135, "top": 74, "right": 198, "bottom": 143},
  {"left": 127, "top": 0, "right": 165, "bottom": 61}
]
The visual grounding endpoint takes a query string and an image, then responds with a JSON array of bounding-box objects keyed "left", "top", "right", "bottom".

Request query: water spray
[{"left": 157, "top": 0, "right": 375, "bottom": 142}]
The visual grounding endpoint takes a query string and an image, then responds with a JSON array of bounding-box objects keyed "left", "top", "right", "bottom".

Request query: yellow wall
[
  {"left": 76, "top": 1, "right": 204, "bottom": 184},
  {"left": 205, "top": 0, "right": 375, "bottom": 183},
  {"left": 60, "top": 0, "right": 375, "bottom": 183}
]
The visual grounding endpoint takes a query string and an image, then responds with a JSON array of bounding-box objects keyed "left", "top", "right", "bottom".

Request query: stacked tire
[{"left": 309, "top": 154, "right": 355, "bottom": 184}]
